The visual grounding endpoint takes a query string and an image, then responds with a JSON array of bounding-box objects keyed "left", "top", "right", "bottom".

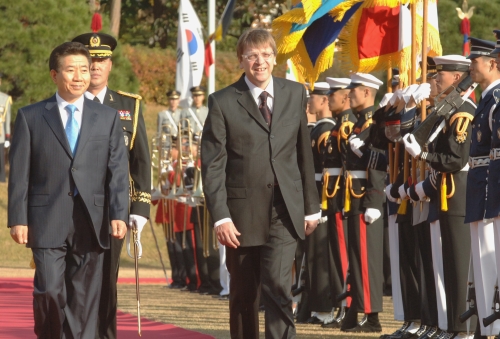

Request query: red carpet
[{"left": 0, "top": 278, "right": 213, "bottom": 339}]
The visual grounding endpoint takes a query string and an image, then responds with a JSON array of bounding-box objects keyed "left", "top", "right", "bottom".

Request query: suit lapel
[
  {"left": 75, "top": 99, "right": 98, "bottom": 159},
  {"left": 235, "top": 76, "right": 269, "bottom": 131},
  {"left": 271, "top": 77, "right": 285, "bottom": 129},
  {"left": 43, "top": 96, "right": 73, "bottom": 157}
]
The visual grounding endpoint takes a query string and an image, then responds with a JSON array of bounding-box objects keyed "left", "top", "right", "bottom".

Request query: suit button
[
  {"left": 272, "top": 159, "right": 275, "bottom": 162},
  {"left": 71, "top": 168, "right": 75, "bottom": 172},
  {"left": 68, "top": 192, "right": 73, "bottom": 196},
  {"left": 270, "top": 135, "right": 274, "bottom": 139},
  {"left": 267, "top": 184, "right": 272, "bottom": 188}
]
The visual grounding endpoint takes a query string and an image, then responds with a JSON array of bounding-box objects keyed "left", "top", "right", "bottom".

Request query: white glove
[
  {"left": 403, "top": 134, "right": 422, "bottom": 158},
  {"left": 126, "top": 214, "right": 147, "bottom": 259},
  {"left": 402, "top": 84, "right": 419, "bottom": 104},
  {"left": 398, "top": 184, "right": 408, "bottom": 200},
  {"left": 412, "top": 83, "right": 431, "bottom": 105},
  {"left": 389, "top": 89, "right": 402, "bottom": 105},
  {"left": 349, "top": 137, "right": 364, "bottom": 158},
  {"left": 4, "top": 141, "right": 10, "bottom": 148},
  {"left": 407, "top": 187, "right": 417, "bottom": 203},
  {"left": 415, "top": 182, "right": 426, "bottom": 201},
  {"left": 385, "top": 184, "right": 397, "bottom": 203},
  {"left": 379, "top": 93, "right": 394, "bottom": 108},
  {"left": 364, "top": 208, "right": 381, "bottom": 224}
]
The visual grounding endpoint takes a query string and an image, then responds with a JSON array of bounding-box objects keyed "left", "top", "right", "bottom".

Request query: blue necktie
[{"left": 65, "top": 104, "right": 80, "bottom": 155}]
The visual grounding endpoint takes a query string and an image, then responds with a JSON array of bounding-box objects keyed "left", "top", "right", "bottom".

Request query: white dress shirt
[
  {"left": 56, "top": 93, "right": 84, "bottom": 130},
  {"left": 214, "top": 76, "right": 320, "bottom": 227},
  {"left": 84, "top": 87, "right": 107, "bottom": 103}
]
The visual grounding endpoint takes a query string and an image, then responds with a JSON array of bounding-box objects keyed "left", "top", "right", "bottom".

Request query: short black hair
[{"left": 49, "top": 42, "right": 91, "bottom": 72}]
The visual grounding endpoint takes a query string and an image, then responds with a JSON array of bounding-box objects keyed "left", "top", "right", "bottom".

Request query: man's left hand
[
  {"left": 4, "top": 141, "right": 10, "bottom": 148},
  {"left": 111, "top": 220, "right": 127, "bottom": 239},
  {"left": 305, "top": 219, "right": 318, "bottom": 236},
  {"left": 403, "top": 134, "right": 422, "bottom": 158}
]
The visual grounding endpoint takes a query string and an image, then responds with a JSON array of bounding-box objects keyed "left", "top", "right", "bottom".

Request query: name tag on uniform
[{"left": 118, "top": 110, "right": 131, "bottom": 120}]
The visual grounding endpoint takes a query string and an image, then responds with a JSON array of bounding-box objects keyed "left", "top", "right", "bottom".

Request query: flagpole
[
  {"left": 208, "top": 0, "right": 216, "bottom": 95},
  {"left": 420, "top": 0, "right": 429, "bottom": 189}
]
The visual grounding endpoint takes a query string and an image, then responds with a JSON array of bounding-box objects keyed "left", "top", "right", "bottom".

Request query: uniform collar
[
  {"left": 84, "top": 86, "right": 107, "bottom": 103},
  {"left": 482, "top": 79, "right": 500, "bottom": 99}
]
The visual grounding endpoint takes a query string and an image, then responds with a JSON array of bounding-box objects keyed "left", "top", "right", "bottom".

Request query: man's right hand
[
  {"left": 216, "top": 222, "right": 241, "bottom": 249},
  {"left": 10, "top": 225, "right": 28, "bottom": 244},
  {"left": 111, "top": 220, "right": 127, "bottom": 239}
]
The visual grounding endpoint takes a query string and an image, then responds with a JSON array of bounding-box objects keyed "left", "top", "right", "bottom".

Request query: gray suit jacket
[
  {"left": 8, "top": 95, "right": 129, "bottom": 249},
  {"left": 201, "top": 75, "right": 319, "bottom": 246}
]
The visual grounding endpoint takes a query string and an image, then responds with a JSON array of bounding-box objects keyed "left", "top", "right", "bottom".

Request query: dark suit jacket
[
  {"left": 201, "top": 75, "right": 319, "bottom": 247},
  {"left": 8, "top": 95, "right": 129, "bottom": 249}
]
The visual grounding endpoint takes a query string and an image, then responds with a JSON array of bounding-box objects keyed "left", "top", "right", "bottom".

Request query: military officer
[
  {"left": 321, "top": 77, "right": 356, "bottom": 328},
  {"left": 0, "top": 73, "right": 12, "bottom": 182},
  {"left": 180, "top": 86, "right": 208, "bottom": 134},
  {"left": 405, "top": 55, "right": 477, "bottom": 338},
  {"left": 299, "top": 82, "right": 337, "bottom": 324},
  {"left": 465, "top": 37, "right": 500, "bottom": 337},
  {"left": 72, "top": 32, "right": 151, "bottom": 339},
  {"left": 158, "top": 90, "right": 181, "bottom": 137},
  {"left": 342, "top": 73, "right": 386, "bottom": 333}
]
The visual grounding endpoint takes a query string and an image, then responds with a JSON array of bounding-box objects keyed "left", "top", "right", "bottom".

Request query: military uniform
[
  {"left": 72, "top": 32, "right": 151, "bottom": 339},
  {"left": 465, "top": 38, "right": 500, "bottom": 337},
  {"left": 409, "top": 55, "right": 476, "bottom": 335},
  {"left": 180, "top": 86, "right": 208, "bottom": 134},
  {"left": 158, "top": 90, "right": 182, "bottom": 137},
  {"left": 0, "top": 91, "right": 11, "bottom": 182}
]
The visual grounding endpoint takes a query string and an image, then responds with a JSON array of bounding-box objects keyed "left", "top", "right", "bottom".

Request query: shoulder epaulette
[{"left": 117, "top": 90, "right": 142, "bottom": 100}]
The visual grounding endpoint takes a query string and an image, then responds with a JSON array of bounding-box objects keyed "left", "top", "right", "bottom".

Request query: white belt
[
  {"left": 347, "top": 170, "right": 367, "bottom": 179},
  {"left": 315, "top": 173, "right": 323, "bottom": 181},
  {"left": 323, "top": 168, "right": 342, "bottom": 176},
  {"left": 461, "top": 163, "right": 470, "bottom": 172},
  {"left": 469, "top": 156, "right": 490, "bottom": 168},
  {"left": 490, "top": 148, "right": 500, "bottom": 160}
]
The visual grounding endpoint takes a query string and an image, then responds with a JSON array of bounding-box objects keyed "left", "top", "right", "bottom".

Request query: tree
[
  {"left": 0, "top": 0, "right": 137, "bottom": 115},
  {"left": 110, "top": 0, "right": 122, "bottom": 36}
]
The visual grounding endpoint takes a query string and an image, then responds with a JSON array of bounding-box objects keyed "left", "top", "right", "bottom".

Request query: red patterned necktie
[{"left": 259, "top": 91, "right": 271, "bottom": 126}]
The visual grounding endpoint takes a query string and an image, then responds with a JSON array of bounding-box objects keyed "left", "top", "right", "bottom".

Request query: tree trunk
[{"left": 110, "top": 0, "right": 121, "bottom": 37}]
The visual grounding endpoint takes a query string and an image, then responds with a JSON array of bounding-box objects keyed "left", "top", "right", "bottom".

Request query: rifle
[
  {"left": 483, "top": 284, "right": 500, "bottom": 327},
  {"left": 459, "top": 255, "right": 476, "bottom": 337},
  {"left": 410, "top": 73, "right": 477, "bottom": 147},
  {"left": 334, "top": 267, "right": 350, "bottom": 323}
]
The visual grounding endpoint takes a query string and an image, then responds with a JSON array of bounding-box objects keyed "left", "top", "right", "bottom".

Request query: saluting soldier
[
  {"left": 342, "top": 73, "right": 386, "bottom": 333},
  {"left": 465, "top": 37, "right": 500, "bottom": 337},
  {"left": 302, "top": 82, "right": 337, "bottom": 324},
  {"left": 404, "top": 55, "right": 476, "bottom": 338},
  {"left": 180, "top": 86, "right": 208, "bottom": 134},
  {"left": 71, "top": 32, "right": 151, "bottom": 339},
  {"left": 321, "top": 77, "right": 356, "bottom": 328},
  {"left": 0, "top": 74, "right": 12, "bottom": 182},
  {"left": 157, "top": 90, "right": 181, "bottom": 137}
]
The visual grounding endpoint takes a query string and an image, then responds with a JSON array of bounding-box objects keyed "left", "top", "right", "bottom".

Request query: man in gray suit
[
  {"left": 201, "top": 29, "right": 320, "bottom": 339},
  {"left": 8, "top": 42, "right": 129, "bottom": 339}
]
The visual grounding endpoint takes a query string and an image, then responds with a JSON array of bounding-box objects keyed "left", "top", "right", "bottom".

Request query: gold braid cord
[
  {"left": 323, "top": 170, "right": 342, "bottom": 198},
  {"left": 338, "top": 121, "right": 355, "bottom": 151},
  {"left": 346, "top": 172, "right": 366, "bottom": 199},
  {"left": 360, "top": 118, "right": 373, "bottom": 133},
  {"left": 317, "top": 131, "right": 330, "bottom": 153},
  {"left": 131, "top": 190, "right": 152, "bottom": 204},
  {"left": 449, "top": 112, "right": 474, "bottom": 144},
  {"left": 117, "top": 90, "right": 142, "bottom": 150}
]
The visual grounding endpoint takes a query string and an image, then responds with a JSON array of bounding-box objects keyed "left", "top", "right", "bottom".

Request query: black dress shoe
[
  {"left": 168, "top": 283, "right": 185, "bottom": 289},
  {"left": 382, "top": 321, "right": 410, "bottom": 339},
  {"left": 218, "top": 294, "right": 229, "bottom": 300},
  {"left": 305, "top": 316, "right": 323, "bottom": 325},
  {"left": 342, "top": 320, "right": 382, "bottom": 333},
  {"left": 417, "top": 327, "right": 439, "bottom": 339}
]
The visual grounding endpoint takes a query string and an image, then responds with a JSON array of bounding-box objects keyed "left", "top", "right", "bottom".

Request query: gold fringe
[
  {"left": 291, "top": 39, "right": 336, "bottom": 87},
  {"left": 302, "top": 0, "right": 322, "bottom": 24},
  {"left": 329, "top": 0, "right": 364, "bottom": 22},
  {"left": 362, "top": 0, "right": 414, "bottom": 8}
]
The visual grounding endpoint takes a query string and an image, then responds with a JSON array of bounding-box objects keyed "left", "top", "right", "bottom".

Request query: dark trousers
[
  {"left": 96, "top": 235, "right": 124, "bottom": 339},
  {"left": 226, "top": 187, "right": 298, "bottom": 339},
  {"left": 347, "top": 214, "right": 384, "bottom": 314},
  {"left": 415, "top": 221, "right": 438, "bottom": 327},
  {"left": 33, "top": 196, "right": 103, "bottom": 339},
  {"left": 166, "top": 236, "right": 187, "bottom": 287},
  {"left": 327, "top": 212, "right": 349, "bottom": 308},
  {"left": 0, "top": 143, "right": 5, "bottom": 182},
  {"left": 178, "top": 230, "right": 198, "bottom": 289}
]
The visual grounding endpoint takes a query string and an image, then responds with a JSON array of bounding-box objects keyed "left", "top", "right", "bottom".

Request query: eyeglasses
[{"left": 242, "top": 52, "right": 275, "bottom": 62}]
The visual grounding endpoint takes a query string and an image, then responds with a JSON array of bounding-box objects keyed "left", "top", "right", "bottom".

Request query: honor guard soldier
[
  {"left": 72, "top": 32, "right": 151, "bottom": 339},
  {"left": 0, "top": 74, "right": 12, "bottom": 182},
  {"left": 158, "top": 90, "right": 181, "bottom": 137},
  {"left": 465, "top": 37, "right": 500, "bottom": 337},
  {"left": 180, "top": 86, "right": 208, "bottom": 134},
  {"left": 486, "top": 33, "right": 500, "bottom": 335},
  {"left": 342, "top": 73, "right": 386, "bottom": 333},
  {"left": 321, "top": 77, "right": 356, "bottom": 328},
  {"left": 404, "top": 55, "right": 477, "bottom": 338},
  {"left": 300, "top": 82, "right": 337, "bottom": 324}
]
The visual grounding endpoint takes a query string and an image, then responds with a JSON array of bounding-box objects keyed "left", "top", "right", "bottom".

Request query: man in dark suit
[
  {"left": 8, "top": 42, "right": 129, "bottom": 339},
  {"left": 201, "top": 29, "right": 320, "bottom": 339},
  {"left": 71, "top": 32, "right": 151, "bottom": 339}
]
